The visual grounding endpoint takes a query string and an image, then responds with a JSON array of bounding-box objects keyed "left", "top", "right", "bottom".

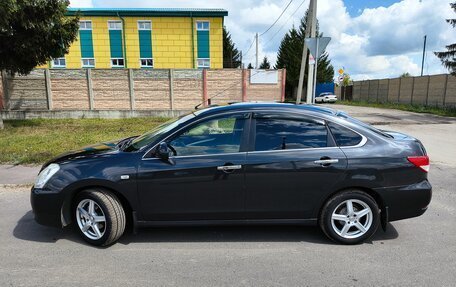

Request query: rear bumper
[
  {"left": 375, "top": 180, "right": 432, "bottom": 222},
  {"left": 30, "top": 187, "right": 63, "bottom": 228}
]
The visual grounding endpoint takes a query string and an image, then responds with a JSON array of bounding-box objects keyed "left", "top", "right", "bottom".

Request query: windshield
[
  {"left": 124, "top": 113, "right": 195, "bottom": 152},
  {"left": 336, "top": 111, "right": 393, "bottom": 138}
]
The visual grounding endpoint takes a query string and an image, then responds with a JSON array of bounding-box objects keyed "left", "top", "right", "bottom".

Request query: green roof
[{"left": 67, "top": 8, "right": 228, "bottom": 17}]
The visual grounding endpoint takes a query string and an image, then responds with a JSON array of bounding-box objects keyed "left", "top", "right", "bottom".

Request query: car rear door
[
  {"left": 137, "top": 112, "right": 250, "bottom": 221},
  {"left": 244, "top": 112, "right": 348, "bottom": 220}
]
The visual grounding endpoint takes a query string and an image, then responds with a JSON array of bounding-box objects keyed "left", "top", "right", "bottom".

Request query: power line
[
  {"left": 259, "top": 0, "right": 294, "bottom": 36},
  {"left": 243, "top": 37, "right": 256, "bottom": 58},
  {"left": 265, "top": 0, "right": 307, "bottom": 46}
]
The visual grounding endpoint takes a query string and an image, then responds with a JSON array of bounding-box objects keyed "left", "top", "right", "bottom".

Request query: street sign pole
[{"left": 312, "top": 37, "right": 319, "bottom": 104}]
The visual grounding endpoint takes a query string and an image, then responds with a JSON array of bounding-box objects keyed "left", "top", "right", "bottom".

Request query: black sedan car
[{"left": 31, "top": 103, "right": 431, "bottom": 246}]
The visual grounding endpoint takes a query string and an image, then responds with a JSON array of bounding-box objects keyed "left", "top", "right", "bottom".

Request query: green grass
[
  {"left": 0, "top": 117, "right": 169, "bottom": 165},
  {"left": 338, "top": 100, "right": 456, "bottom": 117}
]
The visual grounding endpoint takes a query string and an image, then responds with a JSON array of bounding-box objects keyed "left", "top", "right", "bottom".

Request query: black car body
[{"left": 31, "top": 103, "right": 432, "bottom": 246}]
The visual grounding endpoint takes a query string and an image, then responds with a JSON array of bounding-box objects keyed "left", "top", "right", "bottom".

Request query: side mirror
[{"left": 156, "top": 142, "right": 175, "bottom": 164}]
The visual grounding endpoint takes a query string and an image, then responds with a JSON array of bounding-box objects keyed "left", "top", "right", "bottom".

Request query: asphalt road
[{"left": 1, "top": 105, "right": 455, "bottom": 286}]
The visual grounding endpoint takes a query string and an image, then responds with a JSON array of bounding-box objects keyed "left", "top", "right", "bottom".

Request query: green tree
[
  {"left": 0, "top": 0, "right": 79, "bottom": 75},
  {"left": 259, "top": 56, "right": 271, "bottom": 69},
  {"left": 435, "top": 2, "right": 456, "bottom": 75},
  {"left": 223, "top": 27, "right": 241, "bottom": 68},
  {"left": 247, "top": 63, "right": 254, "bottom": 69},
  {"left": 400, "top": 72, "right": 411, "bottom": 78},
  {"left": 275, "top": 10, "right": 335, "bottom": 100}
]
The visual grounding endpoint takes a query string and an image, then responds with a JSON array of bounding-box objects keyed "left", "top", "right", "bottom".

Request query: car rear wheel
[
  {"left": 74, "top": 189, "right": 126, "bottom": 246},
  {"left": 319, "top": 190, "right": 380, "bottom": 244}
]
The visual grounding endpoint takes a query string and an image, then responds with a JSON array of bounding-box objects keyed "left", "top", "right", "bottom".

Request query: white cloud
[{"left": 76, "top": 0, "right": 455, "bottom": 79}]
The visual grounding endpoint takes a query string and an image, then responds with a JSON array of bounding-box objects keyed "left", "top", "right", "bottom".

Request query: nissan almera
[{"left": 31, "top": 103, "right": 432, "bottom": 246}]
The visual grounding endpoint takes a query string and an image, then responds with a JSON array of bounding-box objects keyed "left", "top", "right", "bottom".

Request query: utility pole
[
  {"left": 421, "top": 35, "right": 427, "bottom": 76},
  {"left": 296, "top": 0, "right": 314, "bottom": 104},
  {"left": 305, "top": 0, "right": 317, "bottom": 104},
  {"left": 255, "top": 33, "right": 259, "bottom": 69}
]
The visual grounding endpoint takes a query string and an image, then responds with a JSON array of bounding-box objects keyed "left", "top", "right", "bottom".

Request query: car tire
[
  {"left": 74, "top": 189, "right": 126, "bottom": 246},
  {"left": 319, "top": 190, "right": 380, "bottom": 244}
]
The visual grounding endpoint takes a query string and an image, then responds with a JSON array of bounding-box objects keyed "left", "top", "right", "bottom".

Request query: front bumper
[
  {"left": 30, "top": 187, "right": 64, "bottom": 228},
  {"left": 375, "top": 180, "right": 432, "bottom": 222}
]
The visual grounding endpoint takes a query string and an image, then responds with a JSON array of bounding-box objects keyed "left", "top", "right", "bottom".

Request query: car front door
[
  {"left": 244, "top": 112, "right": 348, "bottom": 220},
  {"left": 137, "top": 112, "right": 250, "bottom": 221}
]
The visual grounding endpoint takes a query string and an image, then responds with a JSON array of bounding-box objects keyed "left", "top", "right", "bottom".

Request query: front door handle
[
  {"left": 217, "top": 165, "right": 242, "bottom": 172},
  {"left": 314, "top": 159, "right": 339, "bottom": 165}
]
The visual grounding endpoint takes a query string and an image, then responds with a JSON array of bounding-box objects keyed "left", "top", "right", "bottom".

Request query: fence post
[
  {"left": 281, "top": 69, "right": 286, "bottom": 102},
  {"left": 128, "top": 69, "right": 135, "bottom": 110},
  {"left": 202, "top": 69, "right": 208, "bottom": 107},
  {"left": 425, "top": 75, "right": 430, "bottom": 106},
  {"left": 410, "top": 77, "right": 415, "bottom": 105},
  {"left": 443, "top": 74, "right": 449, "bottom": 107},
  {"left": 169, "top": 69, "right": 174, "bottom": 111},
  {"left": 1, "top": 70, "right": 9, "bottom": 110},
  {"left": 44, "top": 69, "right": 52, "bottom": 110},
  {"left": 87, "top": 69, "right": 94, "bottom": 110},
  {"left": 242, "top": 69, "right": 248, "bottom": 102},
  {"left": 386, "top": 78, "right": 390, "bottom": 103}
]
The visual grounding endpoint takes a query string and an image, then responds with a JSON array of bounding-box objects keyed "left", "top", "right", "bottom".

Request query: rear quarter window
[{"left": 328, "top": 122, "right": 363, "bottom": 147}]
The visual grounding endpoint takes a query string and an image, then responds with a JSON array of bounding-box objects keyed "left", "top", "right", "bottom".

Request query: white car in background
[{"left": 315, "top": 92, "right": 337, "bottom": 103}]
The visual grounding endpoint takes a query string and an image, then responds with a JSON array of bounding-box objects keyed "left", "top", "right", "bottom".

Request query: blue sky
[
  {"left": 345, "top": 0, "right": 400, "bottom": 16},
  {"left": 71, "top": 0, "right": 455, "bottom": 80}
]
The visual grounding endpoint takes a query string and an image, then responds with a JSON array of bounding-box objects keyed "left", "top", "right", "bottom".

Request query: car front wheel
[
  {"left": 74, "top": 189, "right": 126, "bottom": 246},
  {"left": 319, "top": 190, "right": 380, "bottom": 244}
]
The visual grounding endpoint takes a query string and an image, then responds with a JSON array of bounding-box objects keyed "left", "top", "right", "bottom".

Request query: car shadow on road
[{"left": 14, "top": 210, "right": 398, "bottom": 246}]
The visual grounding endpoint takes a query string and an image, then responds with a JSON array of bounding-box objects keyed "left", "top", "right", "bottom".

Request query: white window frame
[
  {"left": 81, "top": 58, "right": 95, "bottom": 68},
  {"left": 196, "top": 21, "right": 210, "bottom": 31},
  {"left": 137, "top": 20, "right": 152, "bottom": 30},
  {"left": 52, "top": 58, "right": 66, "bottom": 68},
  {"left": 197, "top": 58, "right": 210, "bottom": 68},
  {"left": 140, "top": 58, "right": 154, "bottom": 68},
  {"left": 108, "top": 20, "right": 122, "bottom": 30},
  {"left": 79, "top": 20, "right": 92, "bottom": 30},
  {"left": 111, "top": 58, "right": 125, "bottom": 68}
]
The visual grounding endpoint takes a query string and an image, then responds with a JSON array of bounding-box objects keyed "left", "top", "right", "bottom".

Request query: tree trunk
[{"left": 0, "top": 116, "right": 3, "bottom": 130}]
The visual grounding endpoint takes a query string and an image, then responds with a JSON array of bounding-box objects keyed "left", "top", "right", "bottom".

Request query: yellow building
[{"left": 44, "top": 8, "right": 227, "bottom": 69}]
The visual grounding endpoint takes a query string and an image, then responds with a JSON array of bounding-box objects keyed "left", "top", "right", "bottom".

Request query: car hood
[{"left": 42, "top": 140, "right": 120, "bottom": 170}]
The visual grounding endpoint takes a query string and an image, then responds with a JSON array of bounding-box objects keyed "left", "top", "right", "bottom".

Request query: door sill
[{"left": 136, "top": 218, "right": 318, "bottom": 227}]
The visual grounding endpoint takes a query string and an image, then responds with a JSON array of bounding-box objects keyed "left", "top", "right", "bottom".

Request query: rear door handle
[
  {"left": 217, "top": 165, "right": 242, "bottom": 171},
  {"left": 314, "top": 159, "right": 339, "bottom": 165}
]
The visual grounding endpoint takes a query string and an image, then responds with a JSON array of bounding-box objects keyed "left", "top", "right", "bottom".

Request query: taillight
[{"left": 407, "top": 155, "right": 430, "bottom": 172}]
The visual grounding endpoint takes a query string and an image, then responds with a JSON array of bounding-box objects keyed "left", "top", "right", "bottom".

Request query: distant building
[{"left": 41, "top": 8, "right": 227, "bottom": 69}]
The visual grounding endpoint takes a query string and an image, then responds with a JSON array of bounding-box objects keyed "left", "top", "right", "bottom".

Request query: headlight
[{"left": 34, "top": 163, "right": 60, "bottom": 189}]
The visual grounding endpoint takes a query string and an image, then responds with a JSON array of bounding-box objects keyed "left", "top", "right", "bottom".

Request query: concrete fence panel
[
  {"left": 133, "top": 69, "right": 171, "bottom": 110},
  {"left": 427, "top": 75, "right": 447, "bottom": 107},
  {"left": 411, "top": 76, "right": 428, "bottom": 105},
  {"left": 388, "top": 78, "right": 400, "bottom": 103},
  {"left": 91, "top": 69, "right": 130, "bottom": 110},
  {"left": 359, "top": 81, "right": 369, "bottom": 101},
  {"left": 367, "top": 80, "right": 379, "bottom": 102},
  {"left": 398, "top": 77, "right": 413, "bottom": 104},
  {"left": 378, "top": 79, "right": 389, "bottom": 103},
  {"left": 50, "top": 69, "right": 89, "bottom": 110},
  {"left": 207, "top": 69, "right": 242, "bottom": 105},
  {"left": 246, "top": 70, "right": 283, "bottom": 102},
  {"left": 173, "top": 70, "right": 202, "bottom": 110},
  {"left": 352, "top": 81, "right": 361, "bottom": 100},
  {"left": 6, "top": 70, "right": 47, "bottom": 110},
  {"left": 445, "top": 75, "right": 456, "bottom": 107}
]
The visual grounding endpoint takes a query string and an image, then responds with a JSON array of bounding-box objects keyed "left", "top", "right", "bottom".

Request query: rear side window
[
  {"left": 254, "top": 118, "right": 327, "bottom": 151},
  {"left": 328, "top": 122, "right": 362, "bottom": 147}
]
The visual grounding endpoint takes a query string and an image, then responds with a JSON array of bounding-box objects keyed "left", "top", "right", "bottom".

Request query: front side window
[
  {"left": 52, "top": 58, "right": 66, "bottom": 68},
  {"left": 108, "top": 21, "right": 122, "bottom": 30},
  {"left": 111, "top": 58, "right": 124, "bottom": 67},
  {"left": 328, "top": 122, "right": 362, "bottom": 147},
  {"left": 197, "top": 58, "right": 210, "bottom": 68},
  {"left": 140, "top": 58, "right": 154, "bottom": 68},
  {"left": 81, "top": 58, "right": 95, "bottom": 68},
  {"left": 168, "top": 115, "right": 246, "bottom": 156},
  {"left": 254, "top": 117, "right": 328, "bottom": 151}
]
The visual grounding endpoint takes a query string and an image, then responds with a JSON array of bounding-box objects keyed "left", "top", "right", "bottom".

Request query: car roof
[{"left": 193, "top": 102, "right": 338, "bottom": 117}]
